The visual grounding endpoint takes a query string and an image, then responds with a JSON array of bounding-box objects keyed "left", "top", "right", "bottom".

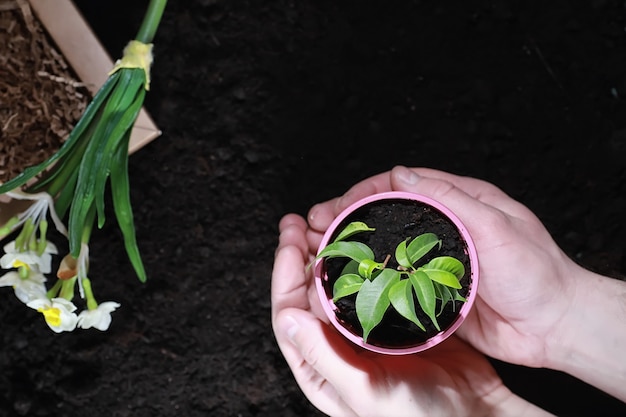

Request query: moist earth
[{"left": 1, "top": 1, "right": 625, "bottom": 416}]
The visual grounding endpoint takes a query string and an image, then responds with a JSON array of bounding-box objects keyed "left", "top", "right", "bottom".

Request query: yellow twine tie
[{"left": 109, "top": 40, "right": 154, "bottom": 90}]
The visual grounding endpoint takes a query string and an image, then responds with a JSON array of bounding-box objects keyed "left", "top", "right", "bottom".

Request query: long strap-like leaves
[
  {"left": 68, "top": 69, "right": 146, "bottom": 257},
  {"left": 110, "top": 130, "right": 146, "bottom": 282}
]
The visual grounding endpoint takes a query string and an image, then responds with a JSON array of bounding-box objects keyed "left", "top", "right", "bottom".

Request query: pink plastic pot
[{"left": 314, "top": 191, "right": 479, "bottom": 355}]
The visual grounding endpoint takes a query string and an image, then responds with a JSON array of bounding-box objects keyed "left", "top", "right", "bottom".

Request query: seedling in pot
[{"left": 317, "top": 221, "right": 467, "bottom": 343}]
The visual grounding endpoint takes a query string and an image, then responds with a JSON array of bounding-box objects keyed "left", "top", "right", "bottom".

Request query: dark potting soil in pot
[{"left": 323, "top": 199, "right": 473, "bottom": 349}]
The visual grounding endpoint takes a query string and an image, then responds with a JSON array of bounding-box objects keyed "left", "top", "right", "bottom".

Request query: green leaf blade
[
  {"left": 394, "top": 239, "right": 413, "bottom": 269},
  {"left": 389, "top": 279, "right": 426, "bottom": 331},
  {"left": 407, "top": 233, "right": 441, "bottom": 265},
  {"left": 423, "top": 256, "right": 465, "bottom": 279},
  {"left": 110, "top": 130, "right": 146, "bottom": 282},
  {"left": 434, "top": 282, "right": 453, "bottom": 314},
  {"left": 340, "top": 260, "right": 359, "bottom": 276},
  {"left": 409, "top": 270, "right": 440, "bottom": 331},
  {"left": 357, "top": 258, "right": 384, "bottom": 280},
  {"left": 422, "top": 269, "right": 462, "bottom": 289},
  {"left": 453, "top": 290, "right": 467, "bottom": 302},
  {"left": 333, "top": 221, "right": 375, "bottom": 242},
  {"left": 420, "top": 256, "right": 465, "bottom": 289},
  {"left": 333, "top": 273, "right": 364, "bottom": 301},
  {"left": 356, "top": 269, "right": 400, "bottom": 342},
  {"left": 316, "top": 241, "right": 375, "bottom": 263}
]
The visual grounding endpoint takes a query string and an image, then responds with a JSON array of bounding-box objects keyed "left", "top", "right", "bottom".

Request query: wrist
[
  {"left": 544, "top": 265, "right": 606, "bottom": 371},
  {"left": 544, "top": 266, "right": 626, "bottom": 401},
  {"left": 481, "top": 384, "right": 554, "bottom": 417},
  {"left": 542, "top": 262, "right": 585, "bottom": 371}
]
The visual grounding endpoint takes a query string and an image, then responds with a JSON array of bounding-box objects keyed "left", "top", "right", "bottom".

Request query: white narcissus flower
[
  {"left": 4, "top": 190, "right": 67, "bottom": 237},
  {"left": 0, "top": 270, "right": 47, "bottom": 303},
  {"left": 77, "top": 302, "right": 121, "bottom": 331},
  {"left": 0, "top": 240, "right": 58, "bottom": 274},
  {"left": 27, "top": 297, "right": 78, "bottom": 333}
]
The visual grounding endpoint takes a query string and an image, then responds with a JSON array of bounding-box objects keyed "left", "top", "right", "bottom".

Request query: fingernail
[
  {"left": 397, "top": 166, "right": 419, "bottom": 185},
  {"left": 308, "top": 205, "right": 319, "bottom": 223},
  {"left": 282, "top": 315, "right": 300, "bottom": 343}
]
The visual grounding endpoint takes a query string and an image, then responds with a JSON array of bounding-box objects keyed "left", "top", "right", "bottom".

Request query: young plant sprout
[{"left": 317, "top": 221, "right": 467, "bottom": 343}]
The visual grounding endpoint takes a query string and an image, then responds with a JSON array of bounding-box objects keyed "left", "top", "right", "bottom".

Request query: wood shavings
[{"left": 0, "top": 0, "right": 90, "bottom": 183}]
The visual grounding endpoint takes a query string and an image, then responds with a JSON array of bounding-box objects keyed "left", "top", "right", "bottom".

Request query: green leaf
[
  {"left": 422, "top": 269, "right": 462, "bottom": 289},
  {"left": 424, "top": 256, "right": 465, "bottom": 279},
  {"left": 453, "top": 289, "right": 467, "bottom": 302},
  {"left": 340, "top": 260, "right": 359, "bottom": 276},
  {"left": 420, "top": 256, "right": 465, "bottom": 289},
  {"left": 316, "top": 241, "right": 375, "bottom": 263},
  {"left": 110, "top": 130, "right": 146, "bottom": 282},
  {"left": 432, "top": 281, "right": 443, "bottom": 300},
  {"left": 28, "top": 123, "right": 94, "bottom": 194},
  {"left": 67, "top": 70, "right": 145, "bottom": 256},
  {"left": 333, "top": 274, "right": 364, "bottom": 301},
  {"left": 435, "top": 282, "right": 454, "bottom": 315},
  {"left": 394, "top": 239, "right": 413, "bottom": 269},
  {"left": 356, "top": 269, "right": 400, "bottom": 342},
  {"left": 92, "top": 71, "right": 145, "bottom": 228},
  {"left": 333, "top": 221, "right": 375, "bottom": 242},
  {"left": 389, "top": 279, "right": 426, "bottom": 331},
  {"left": 409, "top": 270, "right": 440, "bottom": 331},
  {"left": 406, "top": 233, "right": 441, "bottom": 265},
  {"left": 357, "top": 258, "right": 384, "bottom": 280},
  {"left": 53, "top": 168, "right": 80, "bottom": 219}
]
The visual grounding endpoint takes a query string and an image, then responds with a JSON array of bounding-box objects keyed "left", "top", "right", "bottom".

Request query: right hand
[{"left": 307, "top": 166, "right": 579, "bottom": 369}]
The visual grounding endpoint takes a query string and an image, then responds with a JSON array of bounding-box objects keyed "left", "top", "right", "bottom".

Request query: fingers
[
  {"left": 306, "top": 228, "right": 324, "bottom": 258},
  {"left": 306, "top": 166, "right": 538, "bottom": 241},
  {"left": 394, "top": 166, "right": 537, "bottom": 221},
  {"left": 308, "top": 172, "right": 392, "bottom": 233},
  {"left": 279, "top": 212, "right": 307, "bottom": 233},
  {"left": 332, "top": 172, "right": 391, "bottom": 214},
  {"left": 307, "top": 198, "right": 340, "bottom": 234},
  {"left": 271, "top": 219, "right": 311, "bottom": 321},
  {"left": 273, "top": 217, "right": 345, "bottom": 416},
  {"left": 274, "top": 308, "right": 361, "bottom": 417},
  {"left": 277, "top": 214, "right": 309, "bottom": 258},
  {"left": 389, "top": 166, "right": 530, "bottom": 239},
  {"left": 391, "top": 166, "right": 489, "bottom": 214}
]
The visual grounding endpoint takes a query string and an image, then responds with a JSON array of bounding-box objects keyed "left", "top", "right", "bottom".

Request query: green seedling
[{"left": 317, "top": 221, "right": 467, "bottom": 343}]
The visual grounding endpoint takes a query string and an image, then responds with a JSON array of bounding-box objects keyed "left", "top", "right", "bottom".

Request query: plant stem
[
  {"left": 135, "top": 0, "right": 168, "bottom": 43},
  {"left": 81, "top": 203, "right": 96, "bottom": 245},
  {"left": 382, "top": 254, "right": 391, "bottom": 269}
]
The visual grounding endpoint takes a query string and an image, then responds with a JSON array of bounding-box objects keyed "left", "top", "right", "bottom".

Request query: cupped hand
[
  {"left": 271, "top": 214, "right": 521, "bottom": 417},
  {"left": 306, "top": 166, "right": 578, "bottom": 369}
]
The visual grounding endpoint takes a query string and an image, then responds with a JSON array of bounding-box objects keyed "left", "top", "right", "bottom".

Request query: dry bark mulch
[{"left": 0, "top": 0, "right": 88, "bottom": 183}]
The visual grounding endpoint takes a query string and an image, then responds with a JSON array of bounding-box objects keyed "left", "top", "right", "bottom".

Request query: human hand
[
  {"left": 306, "top": 166, "right": 579, "bottom": 370},
  {"left": 271, "top": 214, "right": 550, "bottom": 417}
]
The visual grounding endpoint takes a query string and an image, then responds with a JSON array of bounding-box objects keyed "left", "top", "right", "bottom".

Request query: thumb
[
  {"left": 276, "top": 308, "right": 362, "bottom": 380},
  {"left": 275, "top": 309, "right": 364, "bottom": 416}
]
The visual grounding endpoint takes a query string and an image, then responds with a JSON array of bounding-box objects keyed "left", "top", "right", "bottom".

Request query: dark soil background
[{"left": 1, "top": 0, "right": 626, "bottom": 416}]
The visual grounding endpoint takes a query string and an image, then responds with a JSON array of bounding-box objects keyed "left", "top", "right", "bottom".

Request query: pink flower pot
[{"left": 314, "top": 191, "right": 479, "bottom": 355}]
